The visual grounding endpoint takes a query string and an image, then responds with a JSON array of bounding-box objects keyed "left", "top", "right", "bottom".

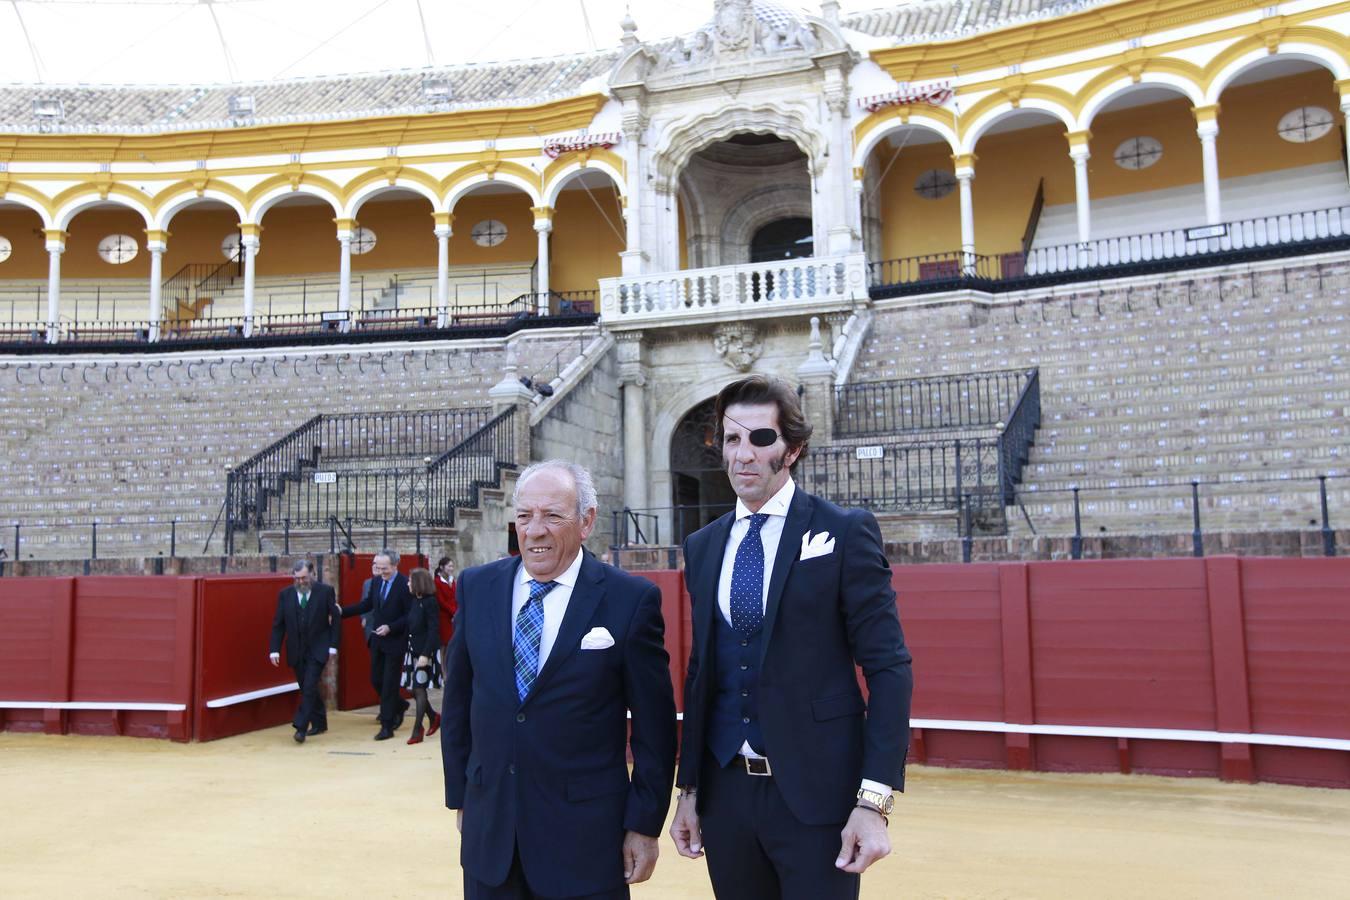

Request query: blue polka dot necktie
[
  {"left": 730, "top": 514, "right": 770, "bottom": 636},
  {"left": 514, "top": 579, "right": 558, "bottom": 701}
]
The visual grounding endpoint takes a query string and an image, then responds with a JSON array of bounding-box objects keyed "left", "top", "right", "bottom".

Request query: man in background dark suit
[
  {"left": 442, "top": 459, "right": 677, "bottom": 899},
  {"left": 341, "top": 548, "right": 412, "bottom": 740},
  {"left": 269, "top": 558, "right": 340, "bottom": 743},
  {"left": 670, "top": 376, "right": 913, "bottom": 900}
]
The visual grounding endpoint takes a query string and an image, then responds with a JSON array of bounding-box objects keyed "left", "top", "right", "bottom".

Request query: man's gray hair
[
  {"left": 514, "top": 459, "right": 598, "bottom": 519},
  {"left": 375, "top": 548, "right": 400, "bottom": 566},
  {"left": 291, "top": 558, "right": 314, "bottom": 575}
]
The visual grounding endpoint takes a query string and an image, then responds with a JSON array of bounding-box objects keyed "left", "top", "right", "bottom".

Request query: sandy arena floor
[{"left": 2, "top": 708, "right": 1349, "bottom": 899}]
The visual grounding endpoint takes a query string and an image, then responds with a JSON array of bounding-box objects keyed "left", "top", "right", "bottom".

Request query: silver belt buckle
[{"left": 743, "top": 755, "right": 772, "bottom": 776}]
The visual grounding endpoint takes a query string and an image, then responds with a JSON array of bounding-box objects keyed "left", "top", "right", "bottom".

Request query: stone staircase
[
  {"left": 0, "top": 330, "right": 591, "bottom": 560},
  {"left": 851, "top": 256, "right": 1350, "bottom": 537}
]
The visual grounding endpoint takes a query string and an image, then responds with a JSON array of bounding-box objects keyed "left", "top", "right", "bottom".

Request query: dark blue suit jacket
[
  {"left": 441, "top": 552, "right": 677, "bottom": 896},
  {"left": 340, "top": 572, "right": 411, "bottom": 654},
  {"left": 678, "top": 487, "right": 913, "bottom": 826}
]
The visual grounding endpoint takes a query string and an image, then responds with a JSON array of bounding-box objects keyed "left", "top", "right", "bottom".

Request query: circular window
[
  {"left": 471, "top": 219, "right": 508, "bottom": 247},
  {"left": 1277, "top": 106, "right": 1334, "bottom": 143},
  {"left": 1113, "top": 136, "right": 1162, "bottom": 170},
  {"left": 350, "top": 226, "right": 377, "bottom": 255},
  {"left": 913, "top": 169, "right": 957, "bottom": 200},
  {"left": 97, "top": 233, "right": 139, "bottom": 264},
  {"left": 0, "top": 235, "right": 11, "bottom": 264},
  {"left": 220, "top": 233, "right": 243, "bottom": 262}
]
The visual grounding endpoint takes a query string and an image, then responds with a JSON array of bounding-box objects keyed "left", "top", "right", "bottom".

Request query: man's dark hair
[{"left": 713, "top": 375, "right": 812, "bottom": 459}]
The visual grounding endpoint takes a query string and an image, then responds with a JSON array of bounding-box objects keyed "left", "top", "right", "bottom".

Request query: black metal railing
[
  {"left": 996, "top": 368, "right": 1041, "bottom": 505},
  {"left": 870, "top": 204, "right": 1350, "bottom": 299},
  {"left": 161, "top": 259, "right": 240, "bottom": 318},
  {"left": 797, "top": 438, "right": 1003, "bottom": 511},
  {"left": 225, "top": 406, "right": 515, "bottom": 540},
  {"left": 834, "top": 368, "right": 1036, "bottom": 438}
]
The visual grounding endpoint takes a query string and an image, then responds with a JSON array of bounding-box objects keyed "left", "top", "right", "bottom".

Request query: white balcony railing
[{"left": 599, "top": 253, "right": 867, "bottom": 325}]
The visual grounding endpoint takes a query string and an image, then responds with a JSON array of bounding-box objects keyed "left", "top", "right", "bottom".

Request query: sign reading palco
[
  {"left": 855, "top": 446, "right": 885, "bottom": 460},
  {"left": 313, "top": 472, "right": 338, "bottom": 485}
]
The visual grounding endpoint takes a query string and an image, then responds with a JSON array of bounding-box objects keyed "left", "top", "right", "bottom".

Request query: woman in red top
[{"left": 434, "top": 556, "right": 457, "bottom": 664}]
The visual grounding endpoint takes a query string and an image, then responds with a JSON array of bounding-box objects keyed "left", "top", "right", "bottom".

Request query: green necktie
[{"left": 299, "top": 592, "right": 309, "bottom": 608}]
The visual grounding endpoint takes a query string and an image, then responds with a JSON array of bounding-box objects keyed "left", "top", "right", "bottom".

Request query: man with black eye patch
[{"left": 670, "top": 375, "right": 913, "bottom": 900}]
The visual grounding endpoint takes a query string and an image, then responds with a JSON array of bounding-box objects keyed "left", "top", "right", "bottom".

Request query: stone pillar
[
  {"left": 1193, "top": 104, "right": 1222, "bottom": 225},
  {"left": 823, "top": 65, "right": 858, "bottom": 256},
  {"left": 617, "top": 101, "right": 649, "bottom": 276},
  {"left": 333, "top": 217, "right": 355, "bottom": 314},
  {"left": 43, "top": 228, "right": 66, "bottom": 344},
  {"left": 433, "top": 212, "right": 453, "bottom": 326},
  {"left": 616, "top": 331, "right": 649, "bottom": 517},
  {"left": 953, "top": 153, "right": 977, "bottom": 274},
  {"left": 487, "top": 341, "right": 536, "bottom": 467},
  {"left": 797, "top": 316, "right": 836, "bottom": 442},
  {"left": 240, "top": 224, "right": 261, "bottom": 338},
  {"left": 532, "top": 206, "right": 554, "bottom": 315},
  {"left": 1065, "top": 130, "right": 1092, "bottom": 244},
  {"left": 145, "top": 229, "right": 169, "bottom": 341}
]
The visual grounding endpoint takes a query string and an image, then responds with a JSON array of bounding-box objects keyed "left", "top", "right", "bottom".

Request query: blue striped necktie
[
  {"left": 514, "top": 579, "right": 558, "bottom": 701},
  {"left": 730, "top": 514, "right": 770, "bottom": 635}
]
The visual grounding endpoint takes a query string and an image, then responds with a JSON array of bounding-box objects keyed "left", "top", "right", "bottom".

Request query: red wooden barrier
[
  {"left": 633, "top": 556, "right": 1350, "bottom": 789},
  {"left": 194, "top": 574, "right": 299, "bottom": 742},
  {"left": 637, "top": 569, "right": 688, "bottom": 711},
  {"left": 0, "top": 578, "right": 75, "bottom": 734}
]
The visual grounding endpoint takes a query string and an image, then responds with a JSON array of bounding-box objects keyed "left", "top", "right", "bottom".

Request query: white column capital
[
  {"left": 434, "top": 225, "right": 452, "bottom": 239},
  {"left": 1069, "top": 145, "right": 1091, "bottom": 163},
  {"left": 44, "top": 228, "right": 68, "bottom": 252},
  {"left": 533, "top": 219, "right": 553, "bottom": 234},
  {"left": 241, "top": 234, "right": 260, "bottom": 250},
  {"left": 1196, "top": 121, "right": 1220, "bottom": 140}
]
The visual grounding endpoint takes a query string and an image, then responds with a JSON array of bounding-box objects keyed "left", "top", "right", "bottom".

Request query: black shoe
[
  {"left": 394, "top": 710, "right": 406, "bottom": 730},
  {"left": 374, "top": 728, "right": 395, "bottom": 741},
  {"left": 293, "top": 729, "right": 306, "bottom": 744},
  {"left": 306, "top": 725, "right": 327, "bottom": 736}
]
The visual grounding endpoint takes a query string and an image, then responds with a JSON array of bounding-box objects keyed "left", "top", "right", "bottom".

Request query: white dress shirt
[
  {"left": 510, "top": 549, "right": 584, "bottom": 672},
  {"left": 715, "top": 477, "right": 892, "bottom": 798}
]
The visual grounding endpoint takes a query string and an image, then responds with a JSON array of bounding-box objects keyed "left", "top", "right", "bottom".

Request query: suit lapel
[
  {"left": 525, "top": 554, "right": 604, "bottom": 707},
  {"left": 490, "top": 559, "right": 522, "bottom": 688},
  {"left": 694, "top": 512, "right": 735, "bottom": 655},
  {"left": 759, "top": 488, "right": 814, "bottom": 667}
]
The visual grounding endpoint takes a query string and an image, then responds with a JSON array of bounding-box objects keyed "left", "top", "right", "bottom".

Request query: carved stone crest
[
  {"left": 713, "top": 321, "right": 763, "bottom": 372},
  {"left": 714, "top": 0, "right": 755, "bottom": 53}
]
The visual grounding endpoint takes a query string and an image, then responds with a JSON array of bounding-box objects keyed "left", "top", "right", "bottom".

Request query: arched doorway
[
  {"left": 750, "top": 217, "right": 813, "bottom": 262},
  {"left": 670, "top": 397, "right": 737, "bottom": 544}
]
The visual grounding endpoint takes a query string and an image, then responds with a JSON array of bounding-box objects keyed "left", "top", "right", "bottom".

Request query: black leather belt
[{"left": 737, "top": 755, "right": 772, "bottom": 776}]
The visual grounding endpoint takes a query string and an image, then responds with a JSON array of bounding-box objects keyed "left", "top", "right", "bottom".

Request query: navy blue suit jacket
[
  {"left": 269, "top": 582, "right": 340, "bottom": 666},
  {"left": 340, "top": 572, "right": 411, "bottom": 654},
  {"left": 678, "top": 487, "right": 913, "bottom": 826},
  {"left": 441, "top": 552, "right": 677, "bottom": 896}
]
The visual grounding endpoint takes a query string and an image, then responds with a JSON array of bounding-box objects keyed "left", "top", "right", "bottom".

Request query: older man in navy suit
[
  {"left": 670, "top": 375, "right": 913, "bottom": 900},
  {"left": 442, "top": 459, "right": 677, "bottom": 900},
  {"left": 340, "top": 548, "right": 413, "bottom": 740}
]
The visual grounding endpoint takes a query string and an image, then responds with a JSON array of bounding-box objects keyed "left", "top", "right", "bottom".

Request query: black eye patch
[{"left": 748, "top": 428, "right": 778, "bottom": 447}]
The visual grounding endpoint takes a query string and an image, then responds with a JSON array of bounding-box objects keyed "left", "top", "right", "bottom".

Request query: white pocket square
[
  {"left": 579, "top": 627, "right": 615, "bottom": 650},
  {"left": 800, "top": 530, "right": 836, "bottom": 561}
]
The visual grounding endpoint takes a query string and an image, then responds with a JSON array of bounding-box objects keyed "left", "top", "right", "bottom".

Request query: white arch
[
  {"left": 154, "top": 189, "right": 248, "bottom": 230},
  {"left": 0, "top": 193, "right": 54, "bottom": 228},
  {"left": 1080, "top": 74, "right": 1206, "bottom": 129},
  {"left": 1205, "top": 46, "right": 1350, "bottom": 104},
  {"left": 962, "top": 101, "right": 1077, "bottom": 154},
  {"left": 54, "top": 193, "right": 153, "bottom": 232},
  {"left": 542, "top": 160, "right": 626, "bottom": 208},
  {"left": 343, "top": 177, "right": 443, "bottom": 219},
  {"left": 247, "top": 183, "right": 343, "bottom": 223},
  {"left": 853, "top": 116, "right": 960, "bottom": 173},
  {"left": 445, "top": 172, "right": 541, "bottom": 212}
]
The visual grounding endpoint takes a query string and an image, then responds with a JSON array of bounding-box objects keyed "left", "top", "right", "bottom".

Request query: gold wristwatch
[{"left": 856, "top": 787, "right": 895, "bottom": 814}]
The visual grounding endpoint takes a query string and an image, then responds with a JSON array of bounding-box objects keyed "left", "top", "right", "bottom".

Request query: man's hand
[
  {"left": 456, "top": 809, "right": 463, "bottom": 834},
  {"left": 268, "top": 652, "right": 279, "bottom": 667},
  {"left": 669, "top": 794, "right": 704, "bottom": 859},
  {"left": 623, "top": 832, "right": 659, "bottom": 884},
  {"left": 374, "top": 624, "right": 391, "bottom": 637},
  {"left": 836, "top": 805, "right": 890, "bottom": 874},
  {"left": 416, "top": 655, "right": 430, "bottom": 667}
]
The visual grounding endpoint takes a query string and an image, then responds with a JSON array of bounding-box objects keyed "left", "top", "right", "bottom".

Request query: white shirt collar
[
  {"left": 734, "top": 477, "right": 795, "bottom": 522},
  {"left": 516, "top": 548, "right": 585, "bottom": 588}
]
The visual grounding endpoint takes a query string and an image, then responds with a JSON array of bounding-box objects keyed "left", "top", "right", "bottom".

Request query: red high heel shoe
[
  {"left": 406, "top": 728, "right": 424, "bottom": 745},
  {"left": 426, "top": 711, "right": 441, "bottom": 738}
]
